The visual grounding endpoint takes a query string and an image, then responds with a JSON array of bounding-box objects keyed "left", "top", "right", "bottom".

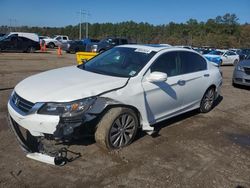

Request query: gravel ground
[{"left": 0, "top": 50, "right": 249, "bottom": 188}]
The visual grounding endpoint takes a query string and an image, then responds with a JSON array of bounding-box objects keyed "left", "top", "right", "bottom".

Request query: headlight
[
  {"left": 67, "top": 43, "right": 70, "bottom": 48},
  {"left": 38, "top": 97, "right": 96, "bottom": 117},
  {"left": 236, "top": 65, "right": 244, "bottom": 72},
  {"left": 91, "top": 45, "right": 98, "bottom": 52}
]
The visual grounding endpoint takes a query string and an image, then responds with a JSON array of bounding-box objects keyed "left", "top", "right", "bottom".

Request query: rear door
[{"left": 178, "top": 51, "right": 209, "bottom": 109}]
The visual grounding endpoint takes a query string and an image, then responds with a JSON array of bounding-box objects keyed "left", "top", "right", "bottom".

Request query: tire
[
  {"left": 200, "top": 87, "right": 215, "bottom": 113},
  {"left": 27, "top": 46, "right": 35, "bottom": 53},
  {"left": 95, "top": 107, "right": 139, "bottom": 150},
  {"left": 233, "top": 59, "right": 239, "bottom": 66},
  {"left": 74, "top": 48, "right": 79, "bottom": 53},
  {"left": 48, "top": 42, "right": 55, "bottom": 48},
  {"left": 232, "top": 80, "right": 238, "bottom": 88},
  {"left": 219, "top": 59, "right": 223, "bottom": 66}
]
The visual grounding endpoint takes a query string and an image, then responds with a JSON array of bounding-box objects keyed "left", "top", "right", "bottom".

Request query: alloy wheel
[{"left": 109, "top": 113, "right": 136, "bottom": 148}]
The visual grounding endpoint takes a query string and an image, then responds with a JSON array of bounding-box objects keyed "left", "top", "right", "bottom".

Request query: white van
[{"left": 9, "top": 32, "right": 39, "bottom": 42}]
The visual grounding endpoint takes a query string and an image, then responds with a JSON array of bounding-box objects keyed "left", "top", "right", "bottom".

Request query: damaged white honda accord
[{"left": 8, "top": 44, "right": 222, "bottom": 165}]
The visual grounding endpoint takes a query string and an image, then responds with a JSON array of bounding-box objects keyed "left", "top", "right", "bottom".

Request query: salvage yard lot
[{"left": 0, "top": 51, "right": 250, "bottom": 188}]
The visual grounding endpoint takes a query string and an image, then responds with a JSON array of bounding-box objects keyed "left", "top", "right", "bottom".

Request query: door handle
[
  {"left": 204, "top": 74, "right": 210, "bottom": 77},
  {"left": 177, "top": 80, "right": 186, "bottom": 86}
]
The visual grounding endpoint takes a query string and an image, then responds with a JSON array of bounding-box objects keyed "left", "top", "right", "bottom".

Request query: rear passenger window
[
  {"left": 151, "top": 52, "right": 180, "bottom": 77},
  {"left": 179, "top": 51, "right": 207, "bottom": 74}
]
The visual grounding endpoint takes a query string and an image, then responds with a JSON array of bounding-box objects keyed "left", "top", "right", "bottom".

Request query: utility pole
[
  {"left": 14, "top": 19, "right": 17, "bottom": 32},
  {"left": 9, "top": 19, "right": 12, "bottom": 32},
  {"left": 77, "top": 9, "right": 90, "bottom": 39},
  {"left": 84, "top": 11, "right": 91, "bottom": 39},
  {"left": 78, "top": 9, "right": 84, "bottom": 40}
]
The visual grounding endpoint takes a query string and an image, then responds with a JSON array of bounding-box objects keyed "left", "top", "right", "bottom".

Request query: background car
[
  {"left": 204, "top": 50, "right": 239, "bottom": 65},
  {"left": 0, "top": 33, "right": 5, "bottom": 38},
  {"left": 233, "top": 55, "right": 250, "bottom": 87},
  {"left": 230, "top": 49, "right": 247, "bottom": 60},
  {"left": 86, "top": 37, "right": 129, "bottom": 53},
  {"left": 0, "top": 32, "right": 40, "bottom": 52},
  {"left": 43, "top": 35, "right": 70, "bottom": 48},
  {"left": 62, "top": 38, "right": 99, "bottom": 53},
  {"left": 38, "top": 36, "right": 49, "bottom": 44},
  {"left": 241, "top": 48, "right": 250, "bottom": 58}
]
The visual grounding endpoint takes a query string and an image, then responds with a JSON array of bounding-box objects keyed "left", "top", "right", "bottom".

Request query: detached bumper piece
[
  {"left": 26, "top": 153, "right": 56, "bottom": 165},
  {"left": 8, "top": 115, "right": 81, "bottom": 166}
]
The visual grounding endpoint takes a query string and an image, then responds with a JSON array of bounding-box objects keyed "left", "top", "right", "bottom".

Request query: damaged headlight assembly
[{"left": 38, "top": 97, "right": 96, "bottom": 117}]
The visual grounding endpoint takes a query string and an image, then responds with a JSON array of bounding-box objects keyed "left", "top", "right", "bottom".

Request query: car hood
[
  {"left": 15, "top": 66, "right": 128, "bottom": 103},
  {"left": 239, "top": 59, "right": 250, "bottom": 67}
]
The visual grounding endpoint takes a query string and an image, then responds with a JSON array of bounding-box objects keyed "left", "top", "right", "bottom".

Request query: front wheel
[
  {"left": 200, "top": 87, "right": 215, "bottom": 113},
  {"left": 95, "top": 107, "right": 139, "bottom": 150},
  {"left": 233, "top": 59, "right": 239, "bottom": 66}
]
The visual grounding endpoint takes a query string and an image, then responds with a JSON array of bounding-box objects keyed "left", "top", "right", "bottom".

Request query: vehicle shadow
[
  {"left": 34, "top": 51, "right": 52, "bottom": 54},
  {"left": 233, "top": 85, "right": 250, "bottom": 91},
  {"left": 135, "top": 95, "right": 223, "bottom": 141}
]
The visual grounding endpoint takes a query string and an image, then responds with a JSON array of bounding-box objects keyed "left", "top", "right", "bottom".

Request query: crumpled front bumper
[
  {"left": 8, "top": 114, "right": 81, "bottom": 166},
  {"left": 8, "top": 101, "right": 59, "bottom": 136}
]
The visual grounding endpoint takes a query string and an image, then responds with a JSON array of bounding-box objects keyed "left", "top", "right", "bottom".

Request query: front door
[{"left": 142, "top": 51, "right": 185, "bottom": 123}]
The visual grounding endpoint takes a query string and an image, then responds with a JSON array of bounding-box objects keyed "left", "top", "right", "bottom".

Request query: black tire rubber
[
  {"left": 234, "top": 59, "right": 239, "bottom": 66},
  {"left": 95, "top": 107, "right": 139, "bottom": 150},
  {"left": 48, "top": 42, "right": 55, "bottom": 48},
  {"left": 200, "top": 87, "right": 215, "bottom": 113},
  {"left": 74, "top": 48, "right": 79, "bottom": 53},
  {"left": 28, "top": 46, "right": 35, "bottom": 53},
  {"left": 232, "top": 81, "right": 238, "bottom": 88},
  {"left": 219, "top": 59, "right": 223, "bottom": 66}
]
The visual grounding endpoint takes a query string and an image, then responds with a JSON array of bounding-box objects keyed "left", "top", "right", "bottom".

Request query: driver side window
[{"left": 150, "top": 52, "right": 180, "bottom": 77}]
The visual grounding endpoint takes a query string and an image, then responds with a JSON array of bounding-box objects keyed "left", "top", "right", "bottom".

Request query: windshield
[
  {"left": 0, "top": 34, "right": 9, "bottom": 41},
  {"left": 80, "top": 47, "right": 156, "bottom": 77},
  {"left": 208, "top": 51, "right": 223, "bottom": 55}
]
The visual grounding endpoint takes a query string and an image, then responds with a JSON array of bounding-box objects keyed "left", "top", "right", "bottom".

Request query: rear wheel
[
  {"left": 48, "top": 42, "right": 55, "bottom": 48},
  {"left": 95, "top": 107, "right": 138, "bottom": 150},
  {"left": 27, "top": 46, "right": 35, "bottom": 53},
  {"left": 233, "top": 59, "right": 239, "bottom": 66},
  {"left": 200, "top": 87, "right": 215, "bottom": 113}
]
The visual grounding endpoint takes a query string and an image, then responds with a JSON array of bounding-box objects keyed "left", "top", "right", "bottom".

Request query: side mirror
[{"left": 146, "top": 72, "right": 168, "bottom": 83}]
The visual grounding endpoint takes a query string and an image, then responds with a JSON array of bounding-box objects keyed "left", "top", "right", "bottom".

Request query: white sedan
[
  {"left": 8, "top": 45, "right": 222, "bottom": 165},
  {"left": 204, "top": 50, "right": 240, "bottom": 65}
]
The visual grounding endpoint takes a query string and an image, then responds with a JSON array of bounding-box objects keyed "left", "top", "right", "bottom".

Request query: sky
[{"left": 0, "top": 0, "right": 249, "bottom": 27}]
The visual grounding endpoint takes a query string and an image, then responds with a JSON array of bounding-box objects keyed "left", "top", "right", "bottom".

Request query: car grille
[
  {"left": 244, "top": 67, "right": 250, "bottom": 75},
  {"left": 11, "top": 92, "right": 35, "bottom": 113}
]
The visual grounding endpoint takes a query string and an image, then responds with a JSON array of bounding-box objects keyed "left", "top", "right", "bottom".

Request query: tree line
[{"left": 1, "top": 13, "right": 250, "bottom": 48}]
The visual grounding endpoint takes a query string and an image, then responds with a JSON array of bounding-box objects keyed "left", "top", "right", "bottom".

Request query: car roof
[
  {"left": 117, "top": 44, "right": 200, "bottom": 54},
  {"left": 118, "top": 44, "right": 174, "bottom": 52}
]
